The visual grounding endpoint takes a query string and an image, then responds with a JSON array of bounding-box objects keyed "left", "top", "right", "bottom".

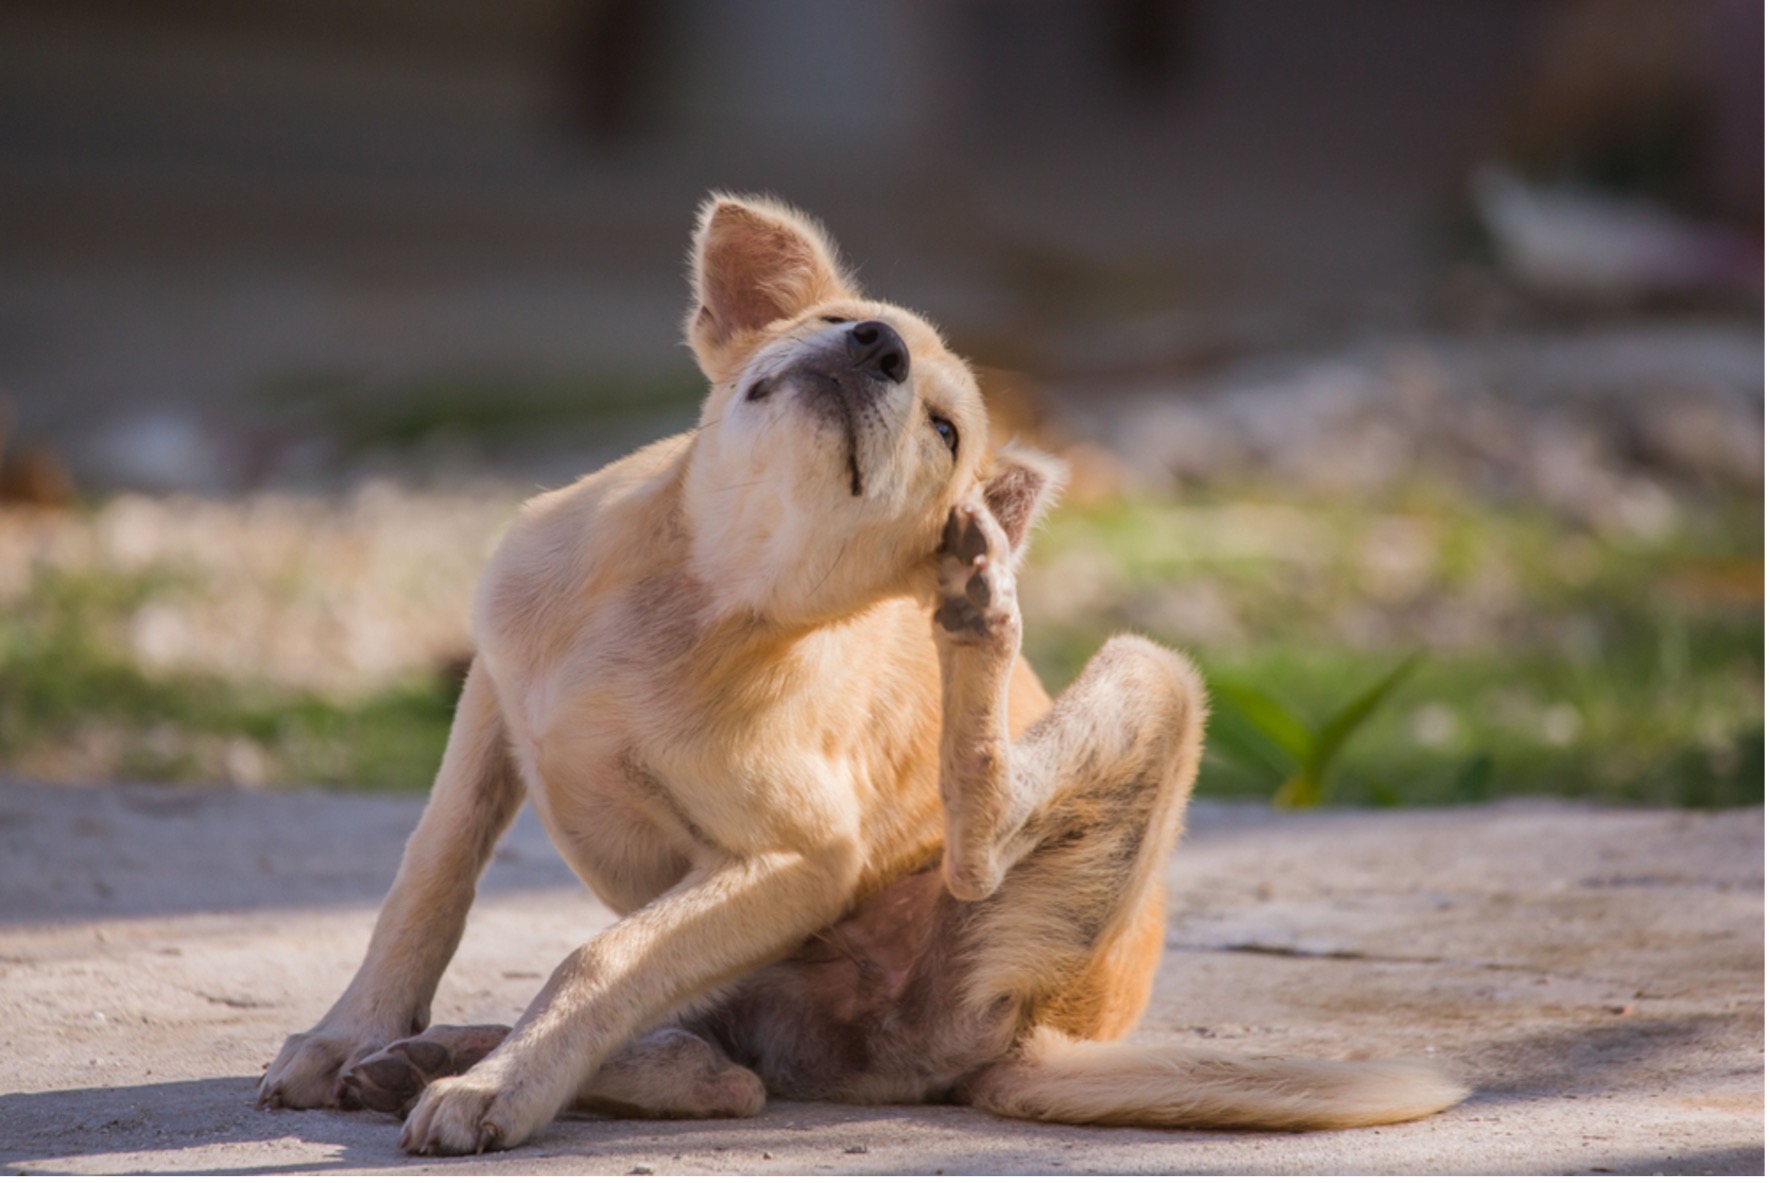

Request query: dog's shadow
[
  {"left": 5, "top": 1058, "right": 1753, "bottom": 1176},
  {"left": 0, "top": 1075, "right": 1094, "bottom": 1174},
  {"left": 0, "top": 1076, "right": 406, "bottom": 1175}
]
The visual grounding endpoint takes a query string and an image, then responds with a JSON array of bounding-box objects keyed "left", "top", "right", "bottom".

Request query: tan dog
[{"left": 258, "top": 195, "right": 1467, "bottom": 1153}]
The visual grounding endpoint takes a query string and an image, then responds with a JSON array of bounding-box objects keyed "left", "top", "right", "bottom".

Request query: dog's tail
[{"left": 965, "top": 1027, "right": 1469, "bottom": 1131}]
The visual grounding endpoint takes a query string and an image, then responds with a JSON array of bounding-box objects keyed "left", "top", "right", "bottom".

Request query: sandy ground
[{"left": 0, "top": 782, "right": 1760, "bottom": 1176}]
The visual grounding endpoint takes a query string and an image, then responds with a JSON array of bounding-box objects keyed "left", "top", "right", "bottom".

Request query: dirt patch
[{"left": 0, "top": 783, "right": 1760, "bottom": 1175}]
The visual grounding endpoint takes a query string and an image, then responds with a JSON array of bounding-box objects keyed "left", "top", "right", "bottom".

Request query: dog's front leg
[
  {"left": 399, "top": 843, "right": 856, "bottom": 1155},
  {"left": 260, "top": 658, "right": 524, "bottom": 1109}
]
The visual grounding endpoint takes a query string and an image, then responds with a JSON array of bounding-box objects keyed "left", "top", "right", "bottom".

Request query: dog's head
[{"left": 679, "top": 194, "right": 1062, "bottom": 624}]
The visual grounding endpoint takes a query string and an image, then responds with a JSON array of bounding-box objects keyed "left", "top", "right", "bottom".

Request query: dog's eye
[
  {"left": 930, "top": 414, "right": 958, "bottom": 457},
  {"left": 820, "top": 315, "right": 852, "bottom": 325}
]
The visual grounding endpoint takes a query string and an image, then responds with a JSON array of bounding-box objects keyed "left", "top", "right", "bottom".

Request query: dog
[{"left": 258, "top": 194, "right": 1468, "bottom": 1153}]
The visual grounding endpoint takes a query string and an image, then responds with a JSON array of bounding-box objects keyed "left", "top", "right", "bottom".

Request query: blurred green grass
[
  {"left": 0, "top": 567, "right": 456, "bottom": 790},
  {"left": 1, "top": 482, "right": 1760, "bottom": 807},
  {"left": 1022, "top": 485, "right": 1762, "bottom": 808}
]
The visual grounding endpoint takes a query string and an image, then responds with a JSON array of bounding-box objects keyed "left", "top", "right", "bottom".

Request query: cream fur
[{"left": 968, "top": 1027, "right": 1473, "bottom": 1131}]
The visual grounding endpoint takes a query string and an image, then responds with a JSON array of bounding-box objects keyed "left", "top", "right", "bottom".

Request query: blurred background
[{"left": 0, "top": 0, "right": 1761, "bottom": 806}]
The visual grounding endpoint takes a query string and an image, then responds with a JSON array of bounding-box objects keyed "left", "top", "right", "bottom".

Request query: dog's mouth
[
  {"left": 772, "top": 365, "right": 882, "bottom": 498},
  {"left": 844, "top": 433, "right": 863, "bottom": 498},
  {"left": 830, "top": 391, "right": 865, "bottom": 499}
]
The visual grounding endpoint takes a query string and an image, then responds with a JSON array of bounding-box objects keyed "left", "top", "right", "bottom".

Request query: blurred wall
[{"left": 0, "top": 0, "right": 1755, "bottom": 489}]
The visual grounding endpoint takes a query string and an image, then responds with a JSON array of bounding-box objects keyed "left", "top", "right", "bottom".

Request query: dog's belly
[{"left": 691, "top": 868, "right": 1022, "bottom": 1105}]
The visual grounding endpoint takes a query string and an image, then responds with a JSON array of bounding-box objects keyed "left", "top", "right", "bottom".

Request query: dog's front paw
[
  {"left": 934, "top": 502, "right": 1019, "bottom": 648},
  {"left": 259, "top": 1020, "right": 409, "bottom": 1111},
  {"left": 399, "top": 1067, "right": 550, "bottom": 1156}
]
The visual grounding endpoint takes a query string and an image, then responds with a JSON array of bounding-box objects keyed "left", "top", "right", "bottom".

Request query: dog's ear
[
  {"left": 686, "top": 194, "right": 854, "bottom": 379},
  {"left": 980, "top": 443, "right": 1067, "bottom": 560}
]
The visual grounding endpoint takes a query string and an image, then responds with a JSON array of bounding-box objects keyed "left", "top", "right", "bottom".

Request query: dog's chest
[
  {"left": 525, "top": 745, "right": 708, "bottom": 914},
  {"left": 519, "top": 687, "right": 858, "bottom": 910},
  {"left": 501, "top": 585, "right": 946, "bottom": 908}
]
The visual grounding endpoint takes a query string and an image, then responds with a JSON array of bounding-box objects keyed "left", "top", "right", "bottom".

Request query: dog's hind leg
[
  {"left": 931, "top": 500, "right": 1201, "bottom": 937},
  {"left": 937, "top": 579, "right": 1207, "bottom": 1041},
  {"left": 941, "top": 638, "right": 1465, "bottom": 1127},
  {"left": 347, "top": 1024, "right": 765, "bottom": 1122},
  {"left": 259, "top": 658, "right": 525, "bottom": 1110},
  {"left": 932, "top": 537, "right": 1466, "bottom": 1127},
  {"left": 573, "top": 1027, "right": 767, "bottom": 1120}
]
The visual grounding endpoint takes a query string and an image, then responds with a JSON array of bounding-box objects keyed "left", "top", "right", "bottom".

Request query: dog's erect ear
[
  {"left": 980, "top": 444, "right": 1067, "bottom": 560},
  {"left": 686, "top": 194, "right": 853, "bottom": 378}
]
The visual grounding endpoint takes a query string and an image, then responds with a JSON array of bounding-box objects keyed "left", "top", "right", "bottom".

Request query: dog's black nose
[{"left": 846, "top": 320, "right": 910, "bottom": 385}]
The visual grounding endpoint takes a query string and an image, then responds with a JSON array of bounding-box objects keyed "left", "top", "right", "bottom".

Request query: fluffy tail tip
[{"left": 969, "top": 1033, "right": 1472, "bottom": 1132}]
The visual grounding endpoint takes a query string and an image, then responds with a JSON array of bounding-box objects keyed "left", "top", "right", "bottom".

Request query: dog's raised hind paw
[{"left": 934, "top": 502, "right": 1018, "bottom": 646}]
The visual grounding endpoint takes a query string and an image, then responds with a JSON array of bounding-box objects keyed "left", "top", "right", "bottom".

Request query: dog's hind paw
[
  {"left": 343, "top": 1025, "right": 511, "bottom": 1117},
  {"left": 934, "top": 502, "right": 1019, "bottom": 647},
  {"left": 345, "top": 1048, "right": 429, "bottom": 1115}
]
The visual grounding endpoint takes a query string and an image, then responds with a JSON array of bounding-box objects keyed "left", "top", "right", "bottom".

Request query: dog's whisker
[
  {"left": 711, "top": 478, "right": 768, "bottom": 494},
  {"left": 810, "top": 536, "right": 851, "bottom": 596}
]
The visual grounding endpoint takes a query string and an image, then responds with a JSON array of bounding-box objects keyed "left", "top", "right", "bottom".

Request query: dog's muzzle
[{"left": 778, "top": 321, "right": 911, "bottom": 498}]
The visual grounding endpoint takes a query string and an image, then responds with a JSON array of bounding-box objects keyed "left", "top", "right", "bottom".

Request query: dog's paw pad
[
  {"left": 936, "top": 503, "right": 1016, "bottom": 642},
  {"left": 344, "top": 1025, "right": 511, "bottom": 1117},
  {"left": 344, "top": 1052, "right": 429, "bottom": 1115},
  {"left": 942, "top": 505, "right": 992, "bottom": 568},
  {"left": 394, "top": 1038, "right": 452, "bottom": 1077}
]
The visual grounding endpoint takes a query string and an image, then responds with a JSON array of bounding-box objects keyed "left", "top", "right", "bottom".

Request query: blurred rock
[
  {"left": 1473, "top": 167, "right": 1759, "bottom": 301},
  {"left": 1062, "top": 324, "right": 1762, "bottom": 525},
  {"left": 11, "top": 481, "right": 522, "bottom": 697},
  {"left": 84, "top": 412, "right": 237, "bottom": 493}
]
